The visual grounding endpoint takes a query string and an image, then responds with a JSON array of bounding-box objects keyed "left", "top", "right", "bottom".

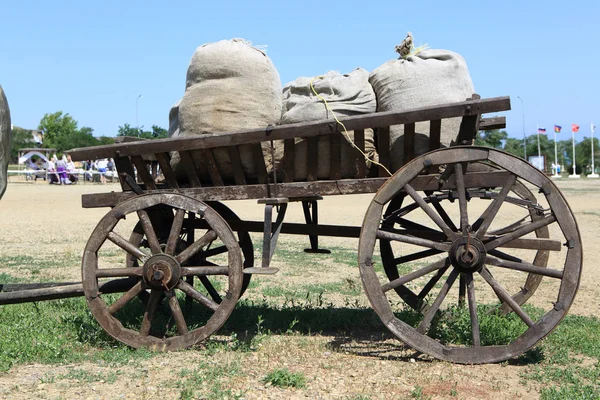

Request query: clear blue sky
[{"left": 1, "top": 0, "right": 598, "bottom": 142}]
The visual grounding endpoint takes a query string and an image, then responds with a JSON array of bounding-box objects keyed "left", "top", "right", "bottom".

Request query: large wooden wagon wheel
[
  {"left": 359, "top": 147, "right": 582, "bottom": 364},
  {"left": 379, "top": 174, "right": 550, "bottom": 314},
  {"left": 82, "top": 193, "right": 243, "bottom": 351},
  {"left": 126, "top": 201, "right": 254, "bottom": 300}
]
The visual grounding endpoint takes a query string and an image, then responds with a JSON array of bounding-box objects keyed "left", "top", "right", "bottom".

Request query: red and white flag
[{"left": 572, "top": 124, "right": 580, "bottom": 133}]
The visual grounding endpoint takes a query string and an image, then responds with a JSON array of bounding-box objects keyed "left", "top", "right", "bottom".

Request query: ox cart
[{"left": 0, "top": 95, "right": 582, "bottom": 364}]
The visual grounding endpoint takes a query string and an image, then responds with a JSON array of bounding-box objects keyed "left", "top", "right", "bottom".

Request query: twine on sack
[
  {"left": 309, "top": 78, "right": 392, "bottom": 177},
  {"left": 395, "top": 32, "right": 429, "bottom": 59}
]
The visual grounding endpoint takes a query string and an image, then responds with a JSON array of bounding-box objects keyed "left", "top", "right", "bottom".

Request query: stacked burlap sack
[
  {"left": 0, "top": 85, "right": 10, "bottom": 200},
  {"left": 170, "top": 39, "right": 282, "bottom": 182},
  {"left": 279, "top": 69, "right": 377, "bottom": 180},
  {"left": 369, "top": 36, "right": 475, "bottom": 170},
  {"left": 169, "top": 35, "right": 475, "bottom": 183}
]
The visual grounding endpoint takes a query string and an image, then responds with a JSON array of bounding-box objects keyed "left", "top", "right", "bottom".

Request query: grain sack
[
  {"left": 281, "top": 69, "right": 377, "bottom": 180},
  {"left": 168, "top": 99, "right": 180, "bottom": 138},
  {"left": 370, "top": 45, "right": 475, "bottom": 171},
  {"left": 0, "top": 85, "right": 11, "bottom": 200},
  {"left": 174, "top": 39, "right": 282, "bottom": 182}
]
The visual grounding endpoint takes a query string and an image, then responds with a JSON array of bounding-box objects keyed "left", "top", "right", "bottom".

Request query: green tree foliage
[
  {"left": 37, "top": 111, "right": 109, "bottom": 152},
  {"left": 10, "top": 127, "right": 37, "bottom": 162},
  {"left": 117, "top": 124, "right": 168, "bottom": 139},
  {"left": 503, "top": 138, "right": 525, "bottom": 158},
  {"left": 475, "top": 129, "right": 508, "bottom": 149},
  {"left": 575, "top": 137, "right": 600, "bottom": 173}
]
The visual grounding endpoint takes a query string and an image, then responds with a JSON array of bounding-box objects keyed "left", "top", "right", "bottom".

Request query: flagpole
[
  {"left": 553, "top": 127, "right": 560, "bottom": 178},
  {"left": 590, "top": 122, "right": 599, "bottom": 178},
  {"left": 569, "top": 125, "right": 580, "bottom": 178},
  {"left": 536, "top": 125, "right": 542, "bottom": 160}
]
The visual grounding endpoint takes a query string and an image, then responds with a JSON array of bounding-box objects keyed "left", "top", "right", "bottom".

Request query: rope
[{"left": 309, "top": 78, "right": 392, "bottom": 177}]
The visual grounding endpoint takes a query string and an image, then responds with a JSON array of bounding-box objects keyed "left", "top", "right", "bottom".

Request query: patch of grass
[
  {"left": 58, "top": 368, "right": 121, "bottom": 384},
  {"left": 263, "top": 368, "right": 306, "bottom": 388},
  {"left": 0, "top": 297, "right": 154, "bottom": 372},
  {"left": 177, "top": 360, "right": 243, "bottom": 400}
]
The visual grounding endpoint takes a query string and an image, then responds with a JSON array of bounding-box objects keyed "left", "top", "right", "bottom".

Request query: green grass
[{"left": 262, "top": 368, "right": 306, "bottom": 388}]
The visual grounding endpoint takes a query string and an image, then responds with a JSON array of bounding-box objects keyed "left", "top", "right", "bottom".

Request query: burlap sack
[
  {"left": 174, "top": 39, "right": 282, "bottom": 182},
  {"left": 0, "top": 85, "right": 11, "bottom": 200},
  {"left": 281, "top": 69, "right": 377, "bottom": 180},
  {"left": 369, "top": 49, "right": 475, "bottom": 170},
  {"left": 168, "top": 99, "right": 180, "bottom": 138}
]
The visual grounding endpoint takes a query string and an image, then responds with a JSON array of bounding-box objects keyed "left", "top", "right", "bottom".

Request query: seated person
[
  {"left": 47, "top": 157, "right": 59, "bottom": 184},
  {"left": 56, "top": 157, "right": 72, "bottom": 185},
  {"left": 66, "top": 154, "right": 79, "bottom": 183}
]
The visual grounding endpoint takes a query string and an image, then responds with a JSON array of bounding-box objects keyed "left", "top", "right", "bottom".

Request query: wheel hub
[
  {"left": 448, "top": 236, "right": 486, "bottom": 273},
  {"left": 142, "top": 254, "right": 181, "bottom": 290}
]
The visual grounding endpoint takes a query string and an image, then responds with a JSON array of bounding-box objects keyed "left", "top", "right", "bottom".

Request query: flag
[
  {"left": 554, "top": 125, "right": 562, "bottom": 133},
  {"left": 572, "top": 124, "right": 580, "bottom": 133},
  {"left": 593, "top": 123, "right": 596, "bottom": 133},
  {"left": 537, "top": 127, "right": 547, "bottom": 134}
]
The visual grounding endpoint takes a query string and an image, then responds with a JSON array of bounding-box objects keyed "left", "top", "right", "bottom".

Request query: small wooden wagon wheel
[
  {"left": 379, "top": 175, "right": 550, "bottom": 314},
  {"left": 126, "top": 201, "right": 254, "bottom": 299},
  {"left": 359, "top": 147, "right": 582, "bottom": 363},
  {"left": 82, "top": 193, "right": 243, "bottom": 351}
]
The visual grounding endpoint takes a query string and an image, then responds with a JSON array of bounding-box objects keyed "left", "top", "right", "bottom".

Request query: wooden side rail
[{"left": 68, "top": 97, "right": 510, "bottom": 161}]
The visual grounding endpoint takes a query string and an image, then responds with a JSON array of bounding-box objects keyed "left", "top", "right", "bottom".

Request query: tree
[
  {"left": 475, "top": 129, "right": 508, "bottom": 149},
  {"left": 10, "top": 127, "right": 36, "bottom": 162},
  {"left": 117, "top": 123, "right": 168, "bottom": 139},
  {"left": 575, "top": 137, "right": 600, "bottom": 173},
  {"left": 503, "top": 138, "right": 525, "bottom": 158},
  {"left": 38, "top": 112, "right": 79, "bottom": 149}
]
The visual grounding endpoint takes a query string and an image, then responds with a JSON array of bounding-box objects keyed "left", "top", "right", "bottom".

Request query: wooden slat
[
  {"left": 479, "top": 117, "right": 506, "bottom": 131},
  {"left": 429, "top": 119, "right": 442, "bottom": 151},
  {"left": 227, "top": 146, "right": 246, "bottom": 185},
  {"left": 178, "top": 151, "right": 202, "bottom": 188},
  {"left": 455, "top": 95, "right": 482, "bottom": 146},
  {"left": 114, "top": 156, "right": 136, "bottom": 191},
  {"left": 307, "top": 137, "right": 319, "bottom": 181},
  {"left": 330, "top": 133, "right": 342, "bottom": 180},
  {"left": 82, "top": 170, "right": 511, "bottom": 208},
  {"left": 202, "top": 149, "right": 224, "bottom": 186},
  {"left": 377, "top": 126, "right": 390, "bottom": 177},
  {"left": 354, "top": 129, "right": 366, "bottom": 178},
  {"left": 251, "top": 144, "right": 269, "bottom": 184},
  {"left": 69, "top": 97, "right": 512, "bottom": 161},
  {"left": 284, "top": 139, "right": 295, "bottom": 183},
  {"left": 155, "top": 152, "right": 179, "bottom": 189},
  {"left": 130, "top": 155, "right": 157, "bottom": 190},
  {"left": 404, "top": 123, "right": 416, "bottom": 163}
]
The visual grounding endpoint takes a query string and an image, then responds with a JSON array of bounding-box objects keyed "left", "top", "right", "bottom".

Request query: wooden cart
[{"left": 0, "top": 96, "right": 582, "bottom": 364}]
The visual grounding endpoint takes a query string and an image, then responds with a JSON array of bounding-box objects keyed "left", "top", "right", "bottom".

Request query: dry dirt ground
[{"left": 0, "top": 177, "right": 599, "bottom": 399}]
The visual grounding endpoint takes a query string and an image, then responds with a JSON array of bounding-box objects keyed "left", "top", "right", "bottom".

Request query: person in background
[
  {"left": 96, "top": 158, "right": 108, "bottom": 184},
  {"left": 66, "top": 154, "right": 78, "bottom": 183},
  {"left": 47, "top": 156, "right": 59, "bottom": 184},
  {"left": 56, "top": 155, "right": 72, "bottom": 185}
]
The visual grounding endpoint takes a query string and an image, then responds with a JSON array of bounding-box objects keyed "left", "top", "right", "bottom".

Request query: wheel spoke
[
  {"left": 403, "top": 183, "right": 458, "bottom": 240},
  {"left": 166, "top": 209, "right": 186, "bottom": 255},
  {"left": 377, "top": 229, "right": 450, "bottom": 252},
  {"left": 137, "top": 210, "right": 162, "bottom": 254},
  {"left": 202, "top": 245, "right": 228, "bottom": 258},
  {"left": 96, "top": 267, "right": 143, "bottom": 278},
  {"left": 485, "top": 255, "right": 563, "bottom": 279},
  {"left": 454, "top": 163, "right": 469, "bottom": 233},
  {"left": 394, "top": 248, "right": 444, "bottom": 265},
  {"left": 166, "top": 290, "right": 189, "bottom": 335},
  {"left": 499, "top": 238, "right": 562, "bottom": 251},
  {"left": 484, "top": 215, "right": 556, "bottom": 251},
  {"left": 199, "top": 276, "right": 222, "bottom": 303},
  {"left": 465, "top": 273, "right": 481, "bottom": 347},
  {"left": 417, "top": 263, "right": 450, "bottom": 300},
  {"left": 108, "top": 281, "right": 143, "bottom": 315},
  {"left": 181, "top": 266, "right": 230, "bottom": 276},
  {"left": 176, "top": 230, "right": 218, "bottom": 264},
  {"left": 108, "top": 231, "right": 148, "bottom": 261},
  {"left": 430, "top": 200, "right": 459, "bottom": 233},
  {"left": 177, "top": 280, "right": 219, "bottom": 312},
  {"left": 479, "top": 267, "right": 535, "bottom": 327},
  {"left": 417, "top": 268, "right": 459, "bottom": 334},
  {"left": 474, "top": 174, "right": 517, "bottom": 238},
  {"left": 458, "top": 273, "right": 466, "bottom": 308},
  {"left": 381, "top": 258, "right": 448, "bottom": 293},
  {"left": 140, "top": 289, "right": 162, "bottom": 336}
]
